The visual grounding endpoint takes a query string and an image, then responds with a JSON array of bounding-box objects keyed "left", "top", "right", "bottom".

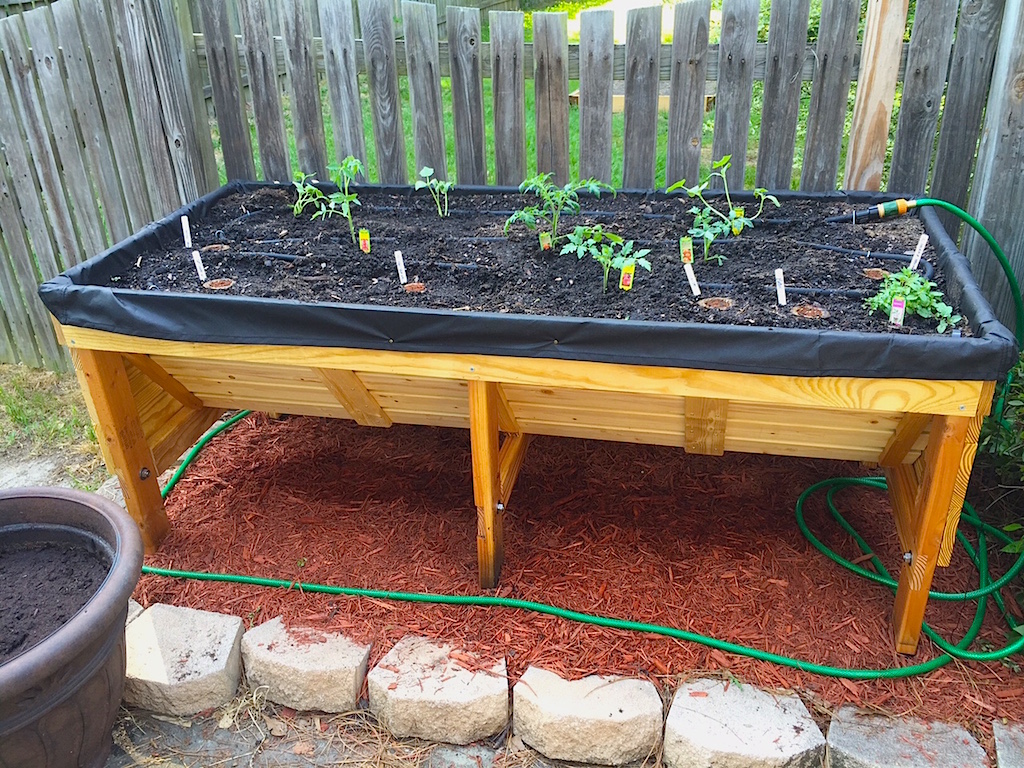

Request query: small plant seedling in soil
[
  {"left": 864, "top": 267, "right": 961, "bottom": 333},
  {"left": 504, "top": 174, "right": 615, "bottom": 243},
  {"left": 560, "top": 224, "right": 623, "bottom": 261},
  {"left": 667, "top": 155, "right": 780, "bottom": 265},
  {"left": 292, "top": 156, "right": 364, "bottom": 244},
  {"left": 586, "top": 237, "right": 651, "bottom": 293},
  {"left": 415, "top": 166, "right": 452, "bottom": 218}
]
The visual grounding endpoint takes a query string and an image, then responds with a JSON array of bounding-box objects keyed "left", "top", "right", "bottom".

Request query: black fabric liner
[{"left": 39, "top": 182, "right": 1018, "bottom": 381}]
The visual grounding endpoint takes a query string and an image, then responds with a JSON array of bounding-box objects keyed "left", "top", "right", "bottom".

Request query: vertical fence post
[{"left": 533, "top": 11, "right": 570, "bottom": 186}]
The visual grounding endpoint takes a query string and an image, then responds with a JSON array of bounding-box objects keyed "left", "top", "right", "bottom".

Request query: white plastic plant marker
[
  {"left": 191, "top": 250, "right": 207, "bottom": 282},
  {"left": 394, "top": 250, "right": 407, "bottom": 284},
  {"left": 909, "top": 234, "right": 928, "bottom": 271},
  {"left": 684, "top": 262, "right": 701, "bottom": 296},
  {"left": 775, "top": 268, "right": 787, "bottom": 305},
  {"left": 181, "top": 215, "right": 193, "bottom": 249},
  {"left": 890, "top": 295, "right": 906, "bottom": 326}
]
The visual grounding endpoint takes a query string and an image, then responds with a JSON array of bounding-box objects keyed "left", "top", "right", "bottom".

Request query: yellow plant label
[
  {"left": 619, "top": 263, "right": 635, "bottom": 291},
  {"left": 539, "top": 231, "right": 553, "bottom": 250},
  {"left": 680, "top": 236, "right": 694, "bottom": 264},
  {"left": 359, "top": 229, "right": 371, "bottom": 253}
]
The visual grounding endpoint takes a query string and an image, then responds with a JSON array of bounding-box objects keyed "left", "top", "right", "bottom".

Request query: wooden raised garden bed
[{"left": 40, "top": 183, "right": 1017, "bottom": 655}]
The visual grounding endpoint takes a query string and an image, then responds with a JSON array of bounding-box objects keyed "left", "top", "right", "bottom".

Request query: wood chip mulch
[{"left": 135, "top": 413, "right": 1024, "bottom": 751}]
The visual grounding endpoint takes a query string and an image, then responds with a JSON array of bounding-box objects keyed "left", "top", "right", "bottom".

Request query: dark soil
[
  {"left": 0, "top": 540, "right": 110, "bottom": 663},
  {"left": 113, "top": 187, "right": 966, "bottom": 335}
]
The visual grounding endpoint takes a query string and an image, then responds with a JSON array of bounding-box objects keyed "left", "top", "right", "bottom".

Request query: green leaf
[
  {"left": 419, "top": 166, "right": 434, "bottom": 178},
  {"left": 712, "top": 155, "right": 731, "bottom": 169}
]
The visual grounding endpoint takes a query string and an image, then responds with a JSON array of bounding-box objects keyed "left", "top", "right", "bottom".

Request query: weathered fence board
[
  {"left": 799, "top": 0, "right": 858, "bottom": 191},
  {"left": 710, "top": 0, "right": 758, "bottom": 189},
  {"left": 169, "top": 0, "right": 219, "bottom": 193},
  {"left": 888, "top": 0, "right": 959, "bottom": 194},
  {"left": 447, "top": 5, "right": 486, "bottom": 185},
  {"left": 845, "top": 0, "right": 909, "bottom": 190},
  {"left": 404, "top": 1, "right": 448, "bottom": 180},
  {"left": 359, "top": 0, "right": 407, "bottom": 183},
  {"left": 279, "top": 0, "right": 328, "bottom": 179},
  {"left": 320, "top": 0, "right": 367, "bottom": 171},
  {"left": 666, "top": 0, "right": 710, "bottom": 188},
  {"left": 578, "top": 9, "right": 614, "bottom": 184},
  {"left": 198, "top": 0, "right": 255, "bottom": 180},
  {"left": 490, "top": 10, "right": 525, "bottom": 186},
  {"left": 238, "top": 0, "right": 290, "bottom": 182},
  {"left": 756, "top": 0, "right": 811, "bottom": 190},
  {"left": 931, "top": 0, "right": 1006, "bottom": 236},
  {"left": 533, "top": 12, "right": 570, "bottom": 185},
  {"left": 621, "top": 5, "right": 662, "bottom": 189}
]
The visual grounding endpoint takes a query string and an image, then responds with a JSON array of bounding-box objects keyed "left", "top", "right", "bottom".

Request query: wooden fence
[{"left": 0, "top": 0, "right": 1022, "bottom": 370}]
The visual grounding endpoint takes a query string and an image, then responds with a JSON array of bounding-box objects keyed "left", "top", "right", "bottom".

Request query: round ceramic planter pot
[{"left": 0, "top": 487, "right": 143, "bottom": 768}]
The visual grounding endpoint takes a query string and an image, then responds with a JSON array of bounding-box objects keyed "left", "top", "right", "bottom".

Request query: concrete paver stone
[
  {"left": 241, "top": 615, "right": 371, "bottom": 713},
  {"left": 663, "top": 678, "right": 825, "bottom": 768},
  {"left": 124, "top": 603, "right": 243, "bottom": 716},
  {"left": 994, "top": 721, "right": 1024, "bottom": 768},
  {"left": 367, "top": 635, "right": 508, "bottom": 745},
  {"left": 126, "top": 599, "right": 144, "bottom": 625},
  {"left": 512, "top": 665, "right": 662, "bottom": 766},
  {"left": 828, "top": 705, "right": 989, "bottom": 768}
]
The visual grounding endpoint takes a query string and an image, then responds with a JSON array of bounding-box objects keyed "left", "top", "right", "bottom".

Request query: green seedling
[
  {"left": 291, "top": 156, "right": 364, "bottom": 243},
  {"left": 589, "top": 238, "right": 651, "bottom": 293},
  {"left": 560, "top": 224, "right": 623, "bottom": 261},
  {"left": 504, "top": 174, "right": 615, "bottom": 242},
  {"left": 865, "top": 267, "right": 961, "bottom": 333},
  {"left": 415, "top": 166, "right": 453, "bottom": 218},
  {"left": 292, "top": 173, "right": 326, "bottom": 216},
  {"left": 667, "top": 155, "right": 779, "bottom": 265}
]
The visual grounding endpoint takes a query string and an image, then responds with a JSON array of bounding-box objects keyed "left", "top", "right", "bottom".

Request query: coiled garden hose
[{"left": 143, "top": 197, "right": 1024, "bottom": 679}]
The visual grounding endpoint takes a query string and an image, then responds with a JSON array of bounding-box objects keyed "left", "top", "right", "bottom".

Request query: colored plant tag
[
  {"left": 910, "top": 234, "right": 928, "bottom": 271},
  {"left": 731, "top": 207, "right": 745, "bottom": 235},
  {"left": 684, "top": 262, "right": 701, "bottom": 296},
  {"left": 619, "top": 262, "right": 635, "bottom": 291},
  {"left": 680, "top": 236, "right": 694, "bottom": 264},
  {"left": 775, "top": 268, "right": 787, "bottom": 305},
  {"left": 180, "top": 215, "right": 192, "bottom": 249},
  {"left": 539, "top": 231, "right": 553, "bottom": 251},
  {"left": 359, "top": 229, "right": 371, "bottom": 253},
  {"left": 890, "top": 295, "right": 906, "bottom": 326},
  {"left": 394, "top": 250, "right": 407, "bottom": 284},
  {"left": 191, "top": 250, "right": 207, "bottom": 282}
]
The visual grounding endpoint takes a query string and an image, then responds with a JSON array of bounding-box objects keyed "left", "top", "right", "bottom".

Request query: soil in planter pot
[
  {"left": 0, "top": 540, "right": 110, "bottom": 663},
  {"left": 114, "top": 188, "right": 968, "bottom": 335}
]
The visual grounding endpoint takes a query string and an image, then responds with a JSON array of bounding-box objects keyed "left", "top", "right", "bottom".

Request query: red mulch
[{"left": 136, "top": 412, "right": 1024, "bottom": 752}]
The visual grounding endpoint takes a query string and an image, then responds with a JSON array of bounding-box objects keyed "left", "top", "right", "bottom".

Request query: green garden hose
[{"left": 143, "top": 197, "right": 1024, "bottom": 679}]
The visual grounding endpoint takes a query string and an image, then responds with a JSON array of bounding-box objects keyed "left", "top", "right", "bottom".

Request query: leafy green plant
[
  {"left": 415, "top": 166, "right": 453, "bottom": 217},
  {"left": 667, "top": 155, "right": 779, "bottom": 265},
  {"left": 864, "top": 267, "right": 961, "bottom": 333},
  {"left": 504, "top": 173, "right": 614, "bottom": 242},
  {"left": 559, "top": 224, "right": 623, "bottom": 261},
  {"left": 587, "top": 237, "right": 651, "bottom": 293},
  {"left": 292, "top": 156, "right": 364, "bottom": 243}
]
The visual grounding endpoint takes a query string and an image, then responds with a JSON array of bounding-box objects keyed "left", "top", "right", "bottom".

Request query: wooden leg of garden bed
[
  {"left": 887, "top": 413, "right": 972, "bottom": 654},
  {"left": 470, "top": 381, "right": 504, "bottom": 589},
  {"left": 71, "top": 348, "right": 168, "bottom": 552}
]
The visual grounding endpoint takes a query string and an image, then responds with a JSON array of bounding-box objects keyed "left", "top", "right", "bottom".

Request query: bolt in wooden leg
[
  {"left": 469, "top": 380, "right": 503, "bottom": 589},
  {"left": 891, "top": 413, "right": 971, "bottom": 654},
  {"left": 72, "top": 348, "right": 168, "bottom": 551}
]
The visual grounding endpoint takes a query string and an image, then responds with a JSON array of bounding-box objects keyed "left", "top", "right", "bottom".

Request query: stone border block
[{"left": 994, "top": 721, "right": 1024, "bottom": 768}]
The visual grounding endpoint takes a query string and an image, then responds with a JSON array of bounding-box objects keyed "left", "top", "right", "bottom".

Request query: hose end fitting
[{"left": 903, "top": 551, "right": 913, "bottom": 564}]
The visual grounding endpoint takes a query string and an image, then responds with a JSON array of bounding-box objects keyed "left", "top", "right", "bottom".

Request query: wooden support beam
[
  {"left": 498, "top": 432, "right": 531, "bottom": 505},
  {"left": 878, "top": 412, "right": 930, "bottom": 466},
  {"left": 496, "top": 383, "right": 520, "bottom": 434},
  {"left": 684, "top": 397, "right": 727, "bottom": 456},
  {"left": 884, "top": 462, "right": 919, "bottom": 554},
  {"left": 316, "top": 368, "right": 392, "bottom": 427},
  {"left": 892, "top": 413, "right": 971, "bottom": 654},
  {"left": 469, "top": 380, "right": 503, "bottom": 589},
  {"left": 71, "top": 348, "right": 168, "bottom": 551},
  {"left": 123, "top": 352, "right": 205, "bottom": 410}
]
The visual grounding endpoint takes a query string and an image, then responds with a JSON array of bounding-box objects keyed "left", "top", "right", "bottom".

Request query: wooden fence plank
[
  {"left": 21, "top": 8, "right": 107, "bottom": 257},
  {"left": 403, "top": 1, "right": 448, "bottom": 180},
  {"left": 931, "top": 0, "right": 1006, "bottom": 236},
  {"left": 799, "top": 0, "right": 858, "bottom": 191},
  {"left": 320, "top": 0, "right": 367, "bottom": 170},
  {"left": 964, "top": 2, "right": 1024, "bottom": 329},
  {"left": 845, "top": 0, "right": 909, "bottom": 190},
  {"left": 490, "top": 10, "right": 525, "bottom": 186},
  {"left": 710, "top": 0, "right": 758, "bottom": 189},
  {"left": 238, "top": 0, "right": 291, "bottom": 182},
  {"left": 888, "top": 0, "right": 959, "bottom": 195},
  {"left": 0, "top": 16, "right": 83, "bottom": 268},
  {"left": 359, "top": 0, "right": 407, "bottom": 183},
  {"left": 279, "top": 0, "right": 329, "bottom": 179},
  {"left": 75, "top": 0, "right": 153, "bottom": 229},
  {"left": 51, "top": 0, "right": 131, "bottom": 243},
  {"left": 666, "top": 0, "right": 710, "bottom": 188},
  {"left": 447, "top": 5, "right": 486, "bottom": 185},
  {"left": 577, "top": 9, "right": 613, "bottom": 184},
  {"left": 109, "top": 0, "right": 182, "bottom": 214},
  {"left": 756, "top": 0, "right": 811, "bottom": 190},
  {"left": 533, "top": 12, "right": 570, "bottom": 185},
  {"left": 621, "top": 5, "right": 661, "bottom": 189},
  {"left": 197, "top": 0, "right": 254, "bottom": 180},
  {"left": 171, "top": 0, "right": 219, "bottom": 193}
]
